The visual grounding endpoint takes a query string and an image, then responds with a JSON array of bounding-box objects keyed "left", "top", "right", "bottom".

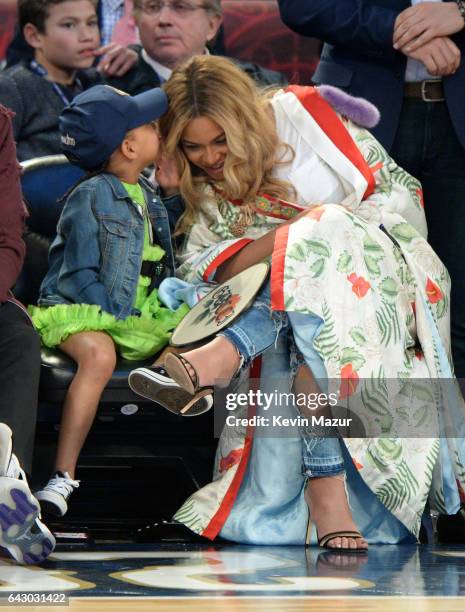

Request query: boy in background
[{"left": 0, "top": 0, "right": 99, "bottom": 160}]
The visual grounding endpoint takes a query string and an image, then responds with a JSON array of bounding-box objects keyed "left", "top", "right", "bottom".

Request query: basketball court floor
[{"left": 2, "top": 542, "right": 465, "bottom": 611}]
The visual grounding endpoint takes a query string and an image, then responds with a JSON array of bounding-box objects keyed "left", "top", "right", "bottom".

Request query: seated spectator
[
  {"left": 6, "top": 0, "right": 138, "bottom": 67},
  {"left": 29, "top": 85, "right": 189, "bottom": 517},
  {"left": 108, "top": 0, "right": 287, "bottom": 94},
  {"left": 0, "top": 0, "right": 101, "bottom": 161},
  {"left": 0, "top": 0, "right": 138, "bottom": 161},
  {"left": 0, "top": 104, "right": 55, "bottom": 564}
]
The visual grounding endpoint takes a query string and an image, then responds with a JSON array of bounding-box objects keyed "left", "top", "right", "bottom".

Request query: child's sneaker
[
  {"left": 128, "top": 365, "right": 213, "bottom": 416},
  {"left": 35, "top": 472, "right": 80, "bottom": 518},
  {"left": 0, "top": 423, "right": 55, "bottom": 564}
]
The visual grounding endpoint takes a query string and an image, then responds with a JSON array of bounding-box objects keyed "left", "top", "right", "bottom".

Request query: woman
[{"left": 138, "top": 55, "right": 465, "bottom": 548}]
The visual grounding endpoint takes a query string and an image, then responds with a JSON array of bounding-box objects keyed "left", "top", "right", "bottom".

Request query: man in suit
[
  {"left": 108, "top": 0, "right": 286, "bottom": 94},
  {"left": 278, "top": 0, "right": 465, "bottom": 542}
]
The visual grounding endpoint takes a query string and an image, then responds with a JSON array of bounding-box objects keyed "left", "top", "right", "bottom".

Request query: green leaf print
[
  {"left": 367, "top": 438, "right": 403, "bottom": 470},
  {"left": 173, "top": 497, "right": 204, "bottom": 533},
  {"left": 399, "top": 380, "right": 434, "bottom": 403},
  {"left": 363, "top": 233, "right": 384, "bottom": 254},
  {"left": 337, "top": 251, "right": 353, "bottom": 273},
  {"left": 436, "top": 295, "right": 447, "bottom": 319},
  {"left": 376, "top": 460, "right": 419, "bottom": 511},
  {"left": 390, "top": 222, "right": 418, "bottom": 244},
  {"left": 379, "top": 277, "right": 398, "bottom": 300},
  {"left": 303, "top": 238, "right": 332, "bottom": 258},
  {"left": 364, "top": 254, "right": 381, "bottom": 277},
  {"left": 340, "top": 347, "right": 365, "bottom": 370},
  {"left": 413, "top": 404, "right": 433, "bottom": 428},
  {"left": 310, "top": 258, "right": 325, "bottom": 278},
  {"left": 349, "top": 327, "right": 367, "bottom": 346},
  {"left": 288, "top": 243, "right": 306, "bottom": 262},
  {"left": 376, "top": 301, "right": 401, "bottom": 346},
  {"left": 313, "top": 301, "right": 338, "bottom": 360}
]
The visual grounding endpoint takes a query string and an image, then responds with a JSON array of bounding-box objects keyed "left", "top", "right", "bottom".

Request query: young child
[
  {"left": 0, "top": 0, "right": 101, "bottom": 161},
  {"left": 0, "top": 0, "right": 137, "bottom": 160},
  {"left": 30, "top": 84, "right": 189, "bottom": 517}
]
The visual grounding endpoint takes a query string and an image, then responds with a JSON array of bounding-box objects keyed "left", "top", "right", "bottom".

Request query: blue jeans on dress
[{"left": 219, "top": 279, "right": 345, "bottom": 478}]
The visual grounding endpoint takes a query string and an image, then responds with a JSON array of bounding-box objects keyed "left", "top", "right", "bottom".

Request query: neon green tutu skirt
[
  {"left": 29, "top": 297, "right": 188, "bottom": 361},
  {"left": 29, "top": 245, "right": 189, "bottom": 361}
]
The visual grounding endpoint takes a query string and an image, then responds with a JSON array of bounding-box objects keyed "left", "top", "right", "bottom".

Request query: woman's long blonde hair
[{"left": 159, "top": 55, "right": 293, "bottom": 234}]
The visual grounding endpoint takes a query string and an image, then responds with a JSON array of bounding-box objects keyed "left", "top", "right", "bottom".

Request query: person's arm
[
  {"left": 214, "top": 207, "right": 315, "bottom": 283},
  {"left": 214, "top": 229, "right": 277, "bottom": 283},
  {"left": 0, "top": 106, "right": 26, "bottom": 302},
  {"left": 0, "top": 76, "right": 25, "bottom": 142},
  {"left": 278, "top": 0, "right": 400, "bottom": 58}
]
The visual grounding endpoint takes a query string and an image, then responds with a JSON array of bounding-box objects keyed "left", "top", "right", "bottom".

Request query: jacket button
[{"left": 157, "top": 227, "right": 162, "bottom": 232}]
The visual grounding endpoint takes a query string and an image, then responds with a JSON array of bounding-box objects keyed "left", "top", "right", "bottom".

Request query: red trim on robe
[
  {"left": 270, "top": 224, "right": 290, "bottom": 311},
  {"left": 202, "top": 356, "right": 262, "bottom": 540},
  {"left": 285, "top": 85, "right": 376, "bottom": 200},
  {"left": 202, "top": 239, "right": 253, "bottom": 281}
]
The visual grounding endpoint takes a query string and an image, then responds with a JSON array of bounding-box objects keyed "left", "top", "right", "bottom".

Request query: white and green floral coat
[{"left": 173, "top": 86, "right": 465, "bottom": 544}]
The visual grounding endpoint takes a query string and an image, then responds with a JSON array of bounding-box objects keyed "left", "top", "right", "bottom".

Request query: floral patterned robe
[{"left": 172, "top": 86, "right": 465, "bottom": 544}]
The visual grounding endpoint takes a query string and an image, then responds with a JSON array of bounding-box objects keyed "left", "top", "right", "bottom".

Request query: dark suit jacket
[
  {"left": 107, "top": 47, "right": 288, "bottom": 94},
  {"left": 278, "top": 0, "right": 465, "bottom": 151}
]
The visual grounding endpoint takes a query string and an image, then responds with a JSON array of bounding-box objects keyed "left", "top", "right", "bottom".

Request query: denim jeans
[
  {"left": 220, "top": 279, "right": 345, "bottom": 477},
  {"left": 391, "top": 99, "right": 465, "bottom": 378}
]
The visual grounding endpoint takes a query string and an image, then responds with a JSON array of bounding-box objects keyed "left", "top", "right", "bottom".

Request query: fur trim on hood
[{"left": 317, "top": 85, "right": 380, "bottom": 128}]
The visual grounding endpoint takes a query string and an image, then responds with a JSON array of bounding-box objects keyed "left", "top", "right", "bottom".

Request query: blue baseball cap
[{"left": 59, "top": 85, "right": 168, "bottom": 170}]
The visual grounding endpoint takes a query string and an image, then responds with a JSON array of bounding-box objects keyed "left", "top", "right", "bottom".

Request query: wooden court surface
[
  {"left": 7, "top": 597, "right": 465, "bottom": 611},
  {"left": 3, "top": 543, "right": 465, "bottom": 611}
]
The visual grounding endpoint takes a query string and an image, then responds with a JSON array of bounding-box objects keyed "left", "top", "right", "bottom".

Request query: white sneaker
[
  {"left": 35, "top": 472, "right": 80, "bottom": 517},
  {"left": 128, "top": 365, "right": 213, "bottom": 417},
  {"left": 0, "top": 423, "right": 13, "bottom": 477},
  {"left": 0, "top": 423, "right": 55, "bottom": 564}
]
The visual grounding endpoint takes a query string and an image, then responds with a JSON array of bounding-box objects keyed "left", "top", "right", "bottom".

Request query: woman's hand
[{"left": 155, "top": 152, "right": 181, "bottom": 197}]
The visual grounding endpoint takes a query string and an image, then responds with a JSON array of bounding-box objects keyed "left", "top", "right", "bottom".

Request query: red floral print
[
  {"left": 347, "top": 273, "right": 371, "bottom": 298},
  {"left": 215, "top": 294, "right": 241, "bottom": 324},
  {"left": 219, "top": 449, "right": 243, "bottom": 473},
  {"left": 426, "top": 278, "right": 443, "bottom": 304},
  {"left": 415, "top": 188, "right": 425, "bottom": 208},
  {"left": 339, "top": 363, "right": 359, "bottom": 400}
]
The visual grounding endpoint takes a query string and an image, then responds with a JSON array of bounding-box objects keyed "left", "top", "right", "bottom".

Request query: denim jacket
[{"left": 39, "top": 172, "right": 176, "bottom": 319}]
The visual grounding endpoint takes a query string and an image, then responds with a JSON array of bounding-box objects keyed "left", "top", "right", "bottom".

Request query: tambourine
[{"left": 170, "top": 261, "right": 270, "bottom": 347}]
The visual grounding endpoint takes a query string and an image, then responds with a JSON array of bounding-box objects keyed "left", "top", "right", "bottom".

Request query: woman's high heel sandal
[
  {"left": 164, "top": 353, "right": 215, "bottom": 415},
  {"left": 306, "top": 519, "right": 367, "bottom": 553}
]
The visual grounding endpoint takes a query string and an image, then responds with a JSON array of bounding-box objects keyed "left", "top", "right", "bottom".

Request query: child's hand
[
  {"left": 95, "top": 43, "right": 138, "bottom": 77},
  {"left": 155, "top": 153, "right": 181, "bottom": 197}
]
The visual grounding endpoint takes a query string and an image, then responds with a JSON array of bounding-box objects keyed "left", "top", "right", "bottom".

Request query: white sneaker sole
[
  {"left": 0, "top": 424, "right": 12, "bottom": 478},
  {"left": 0, "top": 477, "right": 55, "bottom": 564},
  {"left": 35, "top": 489, "right": 68, "bottom": 518},
  {"left": 128, "top": 367, "right": 213, "bottom": 416}
]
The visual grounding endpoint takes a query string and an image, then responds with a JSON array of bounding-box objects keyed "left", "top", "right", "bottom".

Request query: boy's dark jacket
[{"left": 0, "top": 64, "right": 100, "bottom": 161}]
